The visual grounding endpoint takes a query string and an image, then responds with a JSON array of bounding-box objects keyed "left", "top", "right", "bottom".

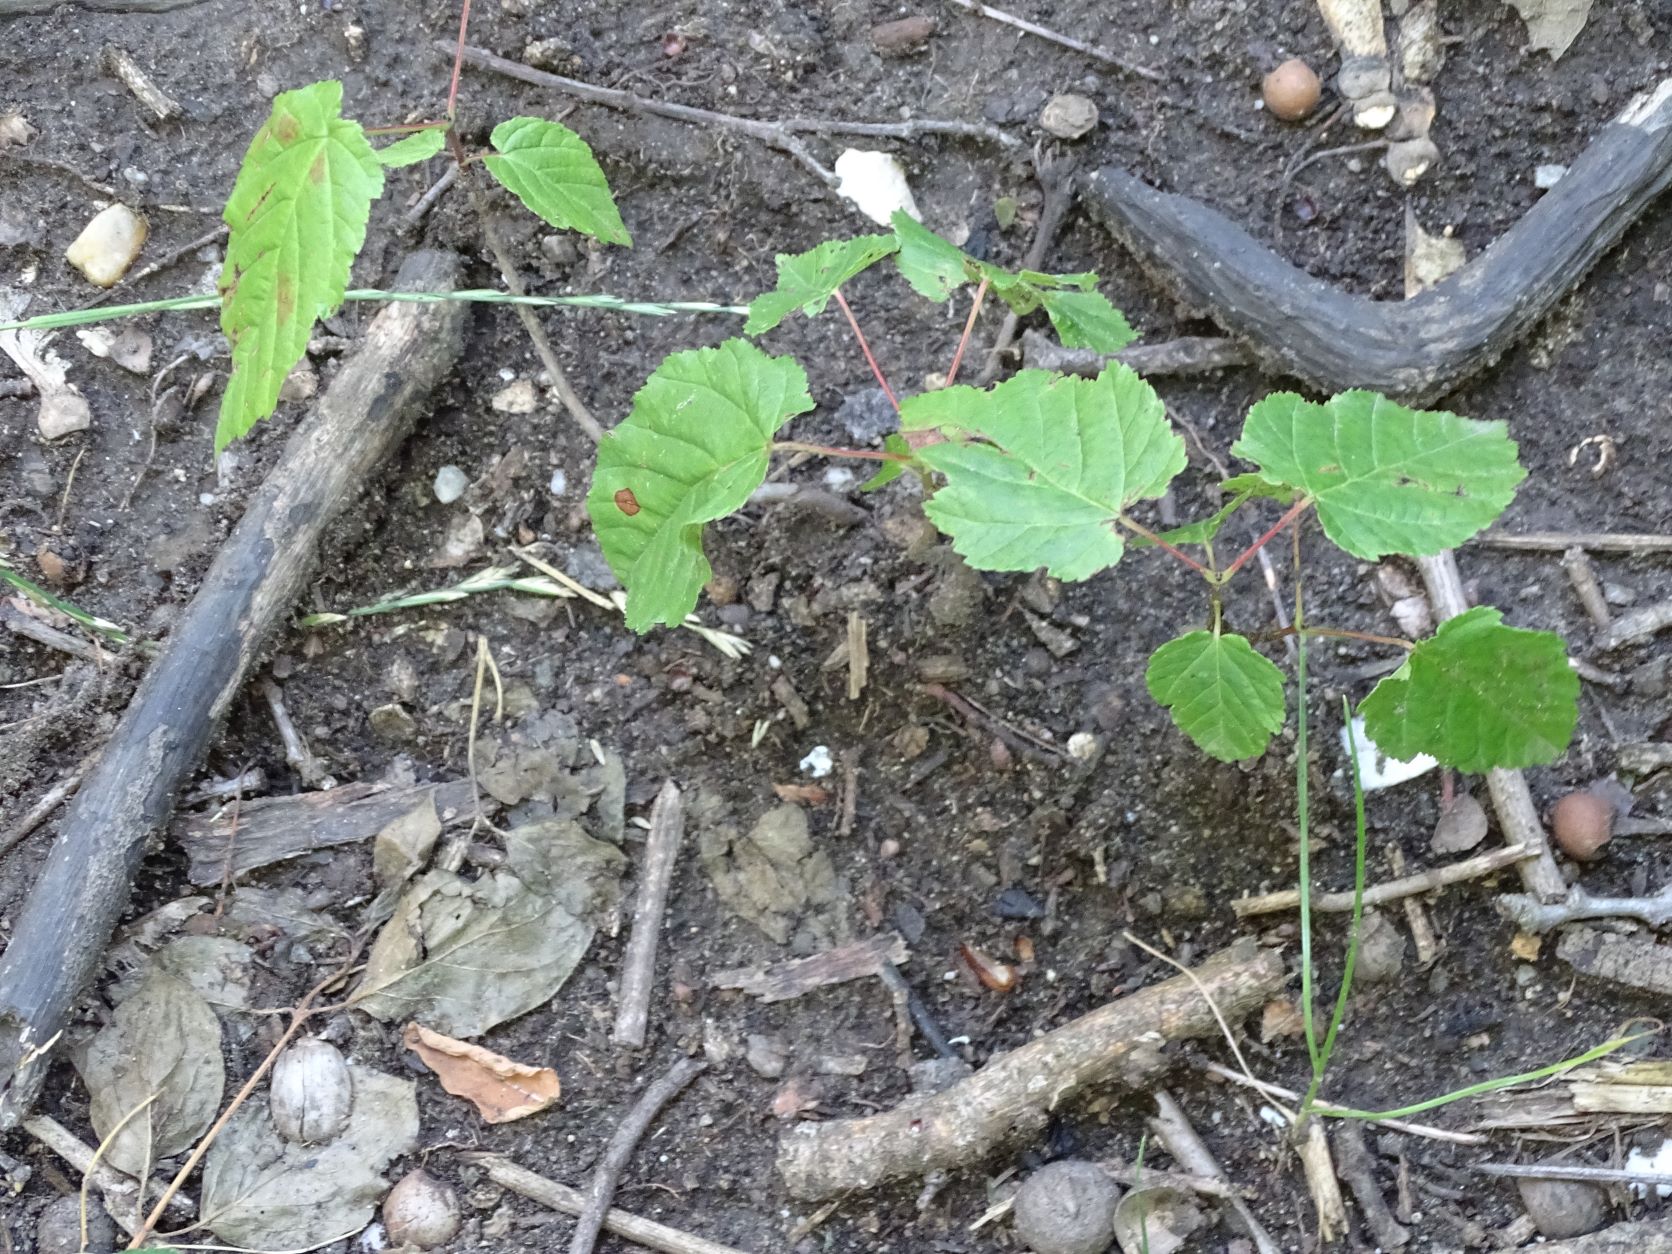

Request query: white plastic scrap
[
  {"left": 1626, "top": 1138, "right": 1672, "bottom": 1199},
  {"left": 0, "top": 286, "right": 92, "bottom": 438},
  {"left": 1340, "top": 714, "right": 1436, "bottom": 791},
  {"left": 833, "top": 149, "right": 920, "bottom": 227},
  {"left": 799, "top": 745, "right": 834, "bottom": 778}
]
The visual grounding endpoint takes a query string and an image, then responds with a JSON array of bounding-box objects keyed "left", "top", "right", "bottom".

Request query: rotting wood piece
[
  {"left": 1082, "top": 78, "right": 1672, "bottom": 403},
  {"left": 1, "top": 0, "right": 207, "bottom": 12},
  {"left": 776, "top": 939, "right": 1284, "bottom": 1200},
  {"left": 0, "top": 251, "right": 466, "bottom": 1129},
  {"left": 712, "top": 932, "right": 908, "bottom": 1003},
  {"left": 1558, "top": 926, "right": 1672, "bottom": 997}
]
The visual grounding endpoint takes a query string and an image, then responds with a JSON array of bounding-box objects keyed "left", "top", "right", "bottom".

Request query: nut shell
[
  {"left": 269, "top": 1038, "right": 353, "bottom": 1145},
  {"left": 384, "top": 1169, "right": 462, "bottom": 1249},
  {"left": 1262, "top": 58, "right": 1321, "bottom": 121},
  {"left": 1551, "top": 790, "right": 1613, "bottom": 861}
]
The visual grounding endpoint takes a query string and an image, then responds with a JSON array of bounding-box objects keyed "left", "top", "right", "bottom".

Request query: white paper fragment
[
  {"left": 1341, "top": 714, "right": 1436, "bottom": 791},
  {"left": 799, "top": 745, "right": 834, "bottom": 778},
  {"left": 1626, "top": 1138, "right": 1672, "bottom": 1198},
  {"left": 834, "top": 149, "right": 920, "bottom": 226}
]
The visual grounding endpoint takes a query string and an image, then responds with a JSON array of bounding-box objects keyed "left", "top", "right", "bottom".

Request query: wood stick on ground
[
  {"left": 22, "top": 1113, "right": 196, "bottom": 1235},
  {"left": 1199, "top": 1062, "right": 1488, "bottom": 1146},
  {"left": 1021, "top": 329, "right": 1251, "bottom": 378},
  {"left": 569, "top": 1057, "right": 706, "bottom": 1254},
  {"left": 1232, "top": 844, "right": 1532, "bottom": 917},
  {"left": 611, "top": 781, "right": 684, "bottom": 1049},
  {"left": 444, "top": 43, "right": 1017, "bottom": 194},
  {"left": 470, "top": 1153, "right": 749, "bottom": 1254},
  {"left": 944, "top": 0, "right": 1162, "bottom": 82},
  {"left": 1149, "top": 1089, "right": 1281, "bottom": 1254},
  {"left": 1082, "top": 77, "right": 1672, "bottom": 402},
  {"left": 711, "top": 932, "right": 907, "bottom": 1003},
  {"left": 1334, "top": 1120, "right": 1410, "bottom": 1249},
  {"left": 1497, "top": 884, "right": 1672, "bottom": 934},
  {"left": 1563, "top": 546, "right": 1613, "bottom": 629},
  {"left": 260, "top": 675, "right": 328, "bottom": 789},
  {"left": 1386, "top": 844, "right": 1441, "bottom": 967},
  {"left": 1417, "top": 552, "right": 1568, "bottom": 901},
  {"left": 1596, "top": 597, "right": 1672, "bottom": 653},
  {"left": 1297, "top": 1118, "right": 1348, "bottom": 1244},
  {"left": 975, "top": 156, "right": 1079, "bottom": 385},
  {"left": 0, "top": 0, "right": 207, "bottom": 11},
  {"left": 2, "top": 602, "right": 105, "bottom": 661},
  {"left": 1478, "top": 531, "right": 1672, "bottom": 554},
  {"left": 1472, "top": 1161, "right": 1672, "bottom": 1188},
  {"left": 776, "top": 939, "right": 1284, "bottom": 1200},
  {"left": 99, "top": 45, "right": 181, "bottom": 120},
  {"left": 1505, "top": 1221, "right": 1672, "bottom": 1254},
  {"left": 0, "top": 760, "right": 88, "bottom": 863},
  {"left": 0, "top": 250, "right": 466, "bottom": 1129}
]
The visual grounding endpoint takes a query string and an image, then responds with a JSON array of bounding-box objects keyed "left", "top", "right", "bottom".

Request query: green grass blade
[{"left": 0, "top": 559, "right": 134, "bottom": 645}]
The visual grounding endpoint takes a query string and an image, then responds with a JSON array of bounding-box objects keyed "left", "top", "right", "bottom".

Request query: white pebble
[
  {"left": 799, "top": 744, "right": 834, "bottom": 778},
  {"left": 491, "top": 379, "right": 537, "bottom": 414},
  {"left": 433, "top": 465, "right": 469, "bottom": 504},
  {"left": 1066, "top": 732, "right": 1100, "bottom": 761},
  {"left": 823, "top": 466, "right": 855, "bottom": 491},
  {"left": 65, "top": 203, "right": 148, "bottom": 288},
  {"left": 548, "top": 467, "right": 567, "bottom": 496},
  {"left": 1534, "top": 163, "right": 1568, "bottom": 190}
]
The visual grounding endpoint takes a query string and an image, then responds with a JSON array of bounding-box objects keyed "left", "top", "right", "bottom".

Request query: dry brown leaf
[
  {"left": 772, "top": 782, "right": 830, "bottom": 806},
  {"left": 402, "top": 1023, "right": 560, "bottom": 1124},
  {"left": 1260, "top": 997, "right": 1308, "bottom": 1042},
  {"left": 1432, "top": 793, "right": 1489, "bottom": 855},
  {"left": 1510, "top": 931, "right": 1542, "bottom": 962}
]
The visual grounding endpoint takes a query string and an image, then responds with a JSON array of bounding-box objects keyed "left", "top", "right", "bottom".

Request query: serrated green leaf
[
  {"left": 1230, "top": 391, "right": 1526, "bottom": 559},
  {"left": 892, "top": 210, "right": 971, "bottom": 301},
  {"left": 900, "top": 365, "right": 1185, "bottom": 580},
  {"left": 744, "top": 233, "right": 898, "bottom": 334},
  {"left": 484, "top": 116, "right": 630, "bottom": 246},
  {"left": 1146, "top": 630, "right": 1286, "bottom": 761},
  {"left": 1129, "top": 492, "right": 1253, "bottom": 550},
  {"left": 860, "top": 433, "right": 913, "bottom": 491},
  {"left": 1040, "top": 289, "right": 1137, "bottom": 353},
  {"left": 216, "top": 80, "right": 384, "bottom": 451},
  {"left": 1220, "top": 472, "right": 1299, "bottom": 502},
  {"left": 588, "top": 339, "right": 814, "bottom": 631},
  {"left": 1359, "top": 606, "right": 1577, "bottom": 772},
  {"left": 375, "top": 126, "right": 447, "bottom": 167}
]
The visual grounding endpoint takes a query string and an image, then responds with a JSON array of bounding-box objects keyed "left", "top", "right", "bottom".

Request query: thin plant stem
[
  {"left": 445, "top": 0, "right": 474, "bottom": 120},
  {"left": 1255, "top": 624, "right": 1414, "bottom": 651},
  {"left": 1295, "top": 527, "right": 1319, "bottom": 1076},
  {"left": 944, "top": 276, "right": 989, "bottom": 386},
  {"left": 772, "top": 440, "right": 909, "bottom": 463},
  {"left": 1222, "top": 497, "right": 1314, "bottom": 579},
  {"left": 832, "top": 288, "right": 899, "bottom": 412},
  {"left": 1298, "top": 700, "right": 1370, "bottom": 1124},
  {"left": 0, "top": 290, "right": 749, "bottom": 334},
  {"left": 1117, "top": 514, "right": 1211, "bottom": 576},
  {"left": 1134, "top": 1132, "right": 1151, "bottom": 1254}
]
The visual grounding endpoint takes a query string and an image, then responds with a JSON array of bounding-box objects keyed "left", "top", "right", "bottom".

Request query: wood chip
[{"left": 710, "top": 933, "right": 907, "bottom": 1003}]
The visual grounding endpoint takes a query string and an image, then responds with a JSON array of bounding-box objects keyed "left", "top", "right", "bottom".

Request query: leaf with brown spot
[
  {"left": 402, "top": 1022, "right": 560, "bottom": 1124},
  {"left": 216, "top": 79, "right": 383, "bottom": 451}
]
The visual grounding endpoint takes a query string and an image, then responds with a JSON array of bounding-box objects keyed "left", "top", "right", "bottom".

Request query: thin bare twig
[
  {"left": 611, "top": 781, "right": 684, "bottom": 1049},
  {"left": 569, "top": 1057, "right": 706, "bottom": 1254},
  {"left": 0, "top": 760, "right": 89, "bottom": 862},
  {"left": 1150, "top": 1090, "right": 1282, "bottom": 1254},
  {"left": 1199, "top": 1063, "right": 1489, "bottom": 1146},
  {"left": 1562, "top": 546, "right": 1612, "bottom": 629},
  {"left": 22, "top": 1113, "right": 195, "bottom": 1237},
  {"left": 260, "top": 675, "right": 327, "bottom": 788},
  {"left": 1334, "top": 1120, "right": 1410, "bottom": 1249},
  {"left": 1472, "top": 1161, "right": 1672, "bottom": 1188},
  {"left": 975, "top": 155, "right": 1078, "bottom": 385},
  {"left": 1477, "top": 531, "right": 1672, "bottom": 554},
  {"left": 1496, "top": 884, "right": 1672, "bottom": 934},
  {"left": 1, "top": 603, "right": 103, "bottom": 661},
  {"left": 1596, "top": 597, "right": 1672, "bottom": 653},
  {"left": 944, "top": 0, "right": 1163, "bottom": 82},
  {"left": 1232, "top": 844, "right": 1532, "bottom": 917}
]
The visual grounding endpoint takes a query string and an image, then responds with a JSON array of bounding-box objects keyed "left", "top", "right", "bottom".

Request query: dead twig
[
  {"left": 404, "top": 164, "right": 458, "bottom": 228},
  {"left": 1472, "top": 1161, "right": 1672, "bottom": 1188},
  {"left": 1233, "top": 844, "right": 1532, "bottom": 917},
  {"left": 874, "top": 960, "right": 957, "bottom": 1059},
  {"left": 918, "top": 681, "right": 1065, "bottom": 761},
  {"left": 1478, "top": 531, "right": 1672, "bottom": 554},
  {"left": 1149, "top": 1089, "right": 1282, "bottom": 1254},
  {"left": 611, "top": 781, "right": 684, "bottom": 1049},
  {"left": 976, "top": 155, "right": 1079, "bottom": 385},
  {"left": 1199, "top": 1062, "right": 1488, "bottom": 1146},
  {"left": 0, "top": 761, "right": 89, "bottom": 863},
  {"left": 1596, "top": 597, "right": 1672, "bottom": 653},
  {"left": 260, "top": 675, "right": 329, "bottom": 789},
  {"left": 1562, "top": 546, "right": 1613, "bottom": 629},
  {"left": 712, "top": 933, "right": 907, "bottom": 1003},
  {"left": 1387, "top": 844, "right": 1441, "bottom": 967},
  {"left": 1021, "top": 329, "right": 1251, "bottom": 378},
  {"left": 1297, "top": 1119, "right": 1349, "bottom": 1243},
  {"left": 1334, "top": 1120, "right": 1410, "bottom": 1249},
  {"left": 100, "top": 46, "right": 181, "bottom": 120},
  {"left": 470, "top": 1153, "right": 749, "bottom": 1254},
  {"left": 21, "top": 1113, "right": 195, "bottom": 1236},
  {"left": 569, "top": 1057, "right": 707, "bottom": 1254},
  {"left": 943, "top": 0, "right": 1162, "bottom": 81},
  {"left": 1499, "top": 883, "right": 1672, "bottom": 934},
  {"left": 1, "top": 603, "right": 104, "bottom": 662}
]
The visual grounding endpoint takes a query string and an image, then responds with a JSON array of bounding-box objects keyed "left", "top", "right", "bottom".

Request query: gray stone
[
  {"left": 433, "top": 464, "right": 469, "bottom": 504},
  {"left": 1517, "top": 1178, "right": 1609, "bottom": 1239},
  {"left": 1013, "top": 1160, "right": 1120, "bottom": 1254}
]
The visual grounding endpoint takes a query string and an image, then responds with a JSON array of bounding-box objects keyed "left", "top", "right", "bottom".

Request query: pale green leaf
[
  {"left": 1230, "top": 390, "right": 1526, "bottom": 559},
  {"left": 744, "top": 233, "right": 898, "bottom": 334},
  {"left": 375, "top": 126, "right": 447, "bottom": 167},
  {"left": 588, "top": 338, "right": 814, "bottom": 630},
  {"left": 860, "top": 432, "right": 912, "bottom": 492},
  {"left": 1146, "top": 630, "right": 1286, "bottom": 761},
  {"left": 1040, "top": 288, "right": 1137, "bottom": 353},
  {"left": 1129, "top": 491, "right": 1253, "bottom": 550},
  {"left": 216, "top": 80, "right": 384, "bottom": 451},
  {"left": 900, "top": 365, "right": 1185, "bottom": 580},
  {"left": 483, "top": 116, "right": 630, "bottom": 246},
  {"left": 892, "top": 210, "right": 972, "bottom": 301},
  {"left": 1359, "top": 606, "right": 1578, "bottom": 772}
]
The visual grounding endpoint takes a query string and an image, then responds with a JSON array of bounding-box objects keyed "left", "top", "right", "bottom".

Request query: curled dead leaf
[
  {"left": 402, "top": 1022, "right": 560, "bottom": 1123},
  {"left": 959, "top": 942, "right": 1018, "bottom": 992},
  {"left": 772, "top": 782, "right": 830, "bottom": 806}
]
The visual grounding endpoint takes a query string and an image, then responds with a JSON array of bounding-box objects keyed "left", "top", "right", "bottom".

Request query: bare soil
[{"left": 3, "top": 1, "right": 1672, "bottom": 1251}]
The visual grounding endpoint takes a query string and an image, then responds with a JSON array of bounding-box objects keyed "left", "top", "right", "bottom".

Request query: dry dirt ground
[{"left": 3, "top": 1, "right": 1672, "bottom": 1251}]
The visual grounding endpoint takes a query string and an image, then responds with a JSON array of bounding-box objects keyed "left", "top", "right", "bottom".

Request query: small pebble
[
  {"left": 1551, "top": 790, "right": 1612, "bottom": 861},
  {"left": 995, "top": 886, "right": 1045, "bottom": 920},
  {"left": 491, "top": 378, "right": 538, "bottom": 413},
  {"left": 433, "top": 464, "right": 469, "bottom": 504},
  {"left": 745, "top": 1033, "right": 789, "bottom": 1078},
  {"left": 1012, "top": 1160, "right": 1121, "bottom": 1254},
  {"left": 799, "top": 745, "right": 834, "bottom": 778},
  {"left": 1535, "top": 163, "right": 1569, "bottom": 190},
  {"left": 65, "top": 203, "right": 147, "bottom": 287},
  {"left": 1517, "top": 1178, "right": 1609, "bottom": 1238},
  {"left": 1262, "top": 57, "right": 1321, "bottom": 121},
  {"left": 1040, "top": 92, "right": 1098, "bottom": 140},
  {"left": 548, "top": 467, "right": 567, "bottom": 496},
  {"left": 870, "top": 15, "right": 935, "bottom": 56},
  {"left": 1354, "top": 910, "right": 1407, "bottom": 984}
]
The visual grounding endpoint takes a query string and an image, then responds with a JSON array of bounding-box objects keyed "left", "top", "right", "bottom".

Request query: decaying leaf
[
  {"left": 1112, "top": 1184, "right": 1206, "bottom": 1254},
  {"left": 1507, "top": 0, "right": 1593, "bottom": 59},
  {"left": 1432, "top": 793, "right": 1489, "bottom": 854},
  {"left": 75, "top": 968, "right": 225, "bottom": 1176},
  {"left": 699, "top": 804, "right": 845, "bottom": 948},
  {"left": 352, "top": 817, "right": 625, "bottom": 1037},
  {"left": 1404, "top": 208, "right": 1466, "bottom": 298},
  {"left": 0, "top": 111, "right": 35, "bottom": 148},
  {"left": 200, "top": 1062, "right": 417, "bottom": 1248},
  {"left": 1260, "top": 997, "right": 1307, "bottom": 1042},
  {"left": 373, "top": 795, "right": 441, "bottom": 888},
  {"left": 402, "top": 1022, "right": 560, "bottom": 1123},
  {"left": 0, "top": 286, "right": 92, "bottom": 439},
  {"left": 148, "top": 935, "right": 255, "bottom": 1010}
]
